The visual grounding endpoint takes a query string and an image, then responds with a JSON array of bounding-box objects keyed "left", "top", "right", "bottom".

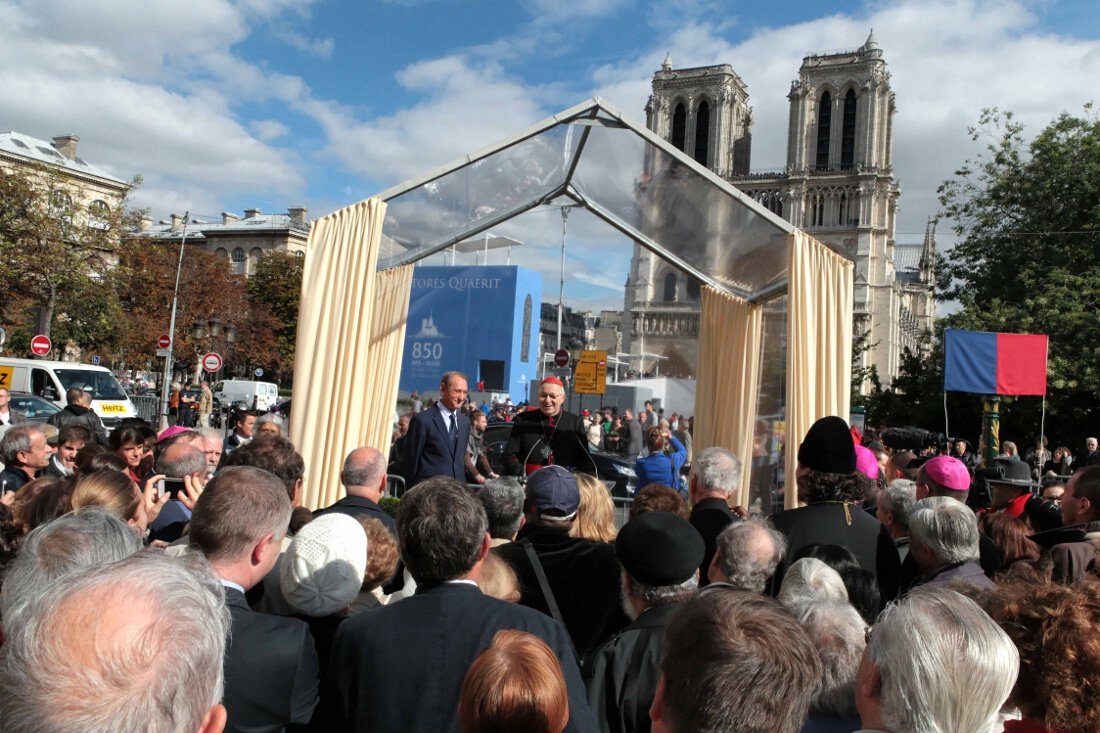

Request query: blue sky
[{"left": 2, "top": 0, "right": 1099, "bottom": 310}]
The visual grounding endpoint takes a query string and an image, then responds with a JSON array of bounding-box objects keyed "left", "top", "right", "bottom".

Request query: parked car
[
  {"left": 8, "top": 392, "right": 62, "bottom": 423},
  {"left": 482, "top": 422, "right": 637, "bottom": 498}
]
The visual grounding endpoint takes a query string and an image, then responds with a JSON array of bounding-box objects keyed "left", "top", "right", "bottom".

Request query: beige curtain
[
  {"left": 291, "top": 198, "right": 411, "bottom": 510},
  {"left": 694, "top": 285, "right": 762, "bottom": 508},
  {"left": 362, "top": 264, "right": 414, "bottom": 456},
  {"left": 785, "top": 230, "right": 854, "bottom": 509}
]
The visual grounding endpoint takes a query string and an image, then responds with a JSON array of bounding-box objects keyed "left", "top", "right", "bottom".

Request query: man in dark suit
[
  {"left": 687, "top": 447, "right": 743, "bottom": 587},
  {"left": 315, "top": 446, "right": 395, "bottom": 534},
  {"left": 320, "top": 476, "right": 598, "bottom": 733},
  {"left": 189, "top": 465, "right": 320, "bottom": 733},
  {"left": 401, "top": 371, "right": 470, "bottom": 488}
]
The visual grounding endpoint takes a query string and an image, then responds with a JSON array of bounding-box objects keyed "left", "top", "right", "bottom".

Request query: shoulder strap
[{"left": 521, "top": 538, "right": 578, "bottom": 658}]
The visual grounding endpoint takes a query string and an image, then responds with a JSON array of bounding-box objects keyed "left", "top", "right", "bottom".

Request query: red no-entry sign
[
  {"left": 201, "top": 352, "right": 223, "bottom": 373},
  {"left": 554, "top": 348, "right": 570, "bottom": 368},
  {"left": 157, "top": 334, "right": 171, "bottom": 349},
  {"left": 31, "top": 334, "right": 51, "bottom": 356}
]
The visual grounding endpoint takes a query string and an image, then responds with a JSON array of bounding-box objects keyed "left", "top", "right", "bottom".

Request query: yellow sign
[
  {"left": 0, "top": 366, "right": 12, "bottom": 389},
  {"left": 574, "top": 350, "right": 607, "bottom": 395},
  {"left": 99, "top": 403, "right": 127, "bottom": 413}
]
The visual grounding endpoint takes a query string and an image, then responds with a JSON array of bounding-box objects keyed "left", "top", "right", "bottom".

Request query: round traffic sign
[
  {"left": 30, "top": 334, "right": 52, "bottom": 356},
  {"left": 201, "top": 352, "right": 223, "bottom": 373},
  {"left": 554, "top": 348, "right": 570, "bottom": 368},
  {"left": 157, "top": 334, "right": 171, "bottom": 349},
  {"left": 254, "top": 368, "right": 264, "bottom": 377}
]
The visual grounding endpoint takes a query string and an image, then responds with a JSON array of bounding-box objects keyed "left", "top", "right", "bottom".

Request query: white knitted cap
[{"left": 280, "top": 513, "right": 368, "bottom": 617}]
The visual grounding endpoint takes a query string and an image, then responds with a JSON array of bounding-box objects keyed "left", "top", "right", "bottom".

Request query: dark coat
[
  {"left": 504, "top": 409, "right": 592, "bottom": 476},
  {"left": 689, "top": 498, "right": 735, "bottom": 587},
  {"left": 313, "top": 495, "right": 396, "bottom": 536},
  {"left": 772, "top": 502, "right": 901, "bottom": 602},
  {"left": 401, "top": 403, "right": 470, "bottom": 487},
  {"left": 625, "top": 419, "right": 643, "bottom": 458},
  {"left": 583, "top": 602, "right": 682, "bottom": 733},
  {"left": 496, "top": 524, "right": 628, "bottom": 659},
  {"left": 0, "top": 465, "right": 33, "bottom": 493},
  {"left": 222, "top": 587, "right": 320, "bottom": 733},
  {"left": 318, "top": 582, "right": 599, "bottom": 733},
  {"left": 46, "top": 403, "right": 107, "bottom": 445}
]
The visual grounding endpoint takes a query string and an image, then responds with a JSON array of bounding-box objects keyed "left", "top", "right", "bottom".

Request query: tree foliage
[
  {"left": 0, "top": 163, "right": 136, "bottom": 341},
  {"left": 248, "top": 251, "right": 304, "bottom": 379},
  {"left": 868, "top": 106, "right": 1100, "bottom": 447}
]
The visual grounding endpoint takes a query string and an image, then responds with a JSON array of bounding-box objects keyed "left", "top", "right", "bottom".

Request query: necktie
[{"left": 449, "top": 413, "right": 457, "bottom": 451}]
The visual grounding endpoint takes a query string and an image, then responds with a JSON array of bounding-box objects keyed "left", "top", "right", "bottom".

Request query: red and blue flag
[{"left": 943, "top": 329, "right": 1048, "bottom": 396}]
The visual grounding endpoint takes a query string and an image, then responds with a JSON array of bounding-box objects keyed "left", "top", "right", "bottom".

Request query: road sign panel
[
  {"left": 554, "top": 348, "right": 570, "bottom": 368},
  {"left": 254, "top": 368, "right": 264, "bottom": 377},
  {"left": 157, "top": 334, "right": 171, "bottom": 349},
  {"left": 30, "top": 335, "right": 51, "bottom": 356},
  {"left": 201, "top": 352, "right": 223, "bottom": 373},
  {"left": 575, "top": 350, "right": 608, "bottom": 394}
]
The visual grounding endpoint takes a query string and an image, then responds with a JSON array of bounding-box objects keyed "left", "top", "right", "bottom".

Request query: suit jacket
[
  {"left": 583, "top": 602, "right": 682, "bottom": 733},
  {"left": 222, "top": 587, "right": 320, "bottom": 733},
  {"left": 401, "top": 403, "right": 470, "bottom": 487},
  {"left": 689, "top": 498, "right": 735, "bottom": 587},
  {"left": 319, "top": 582, "right": 599, "bottom": 733},
  {"left": 0, "top": 409, "right": 26, "bottom": 426}
]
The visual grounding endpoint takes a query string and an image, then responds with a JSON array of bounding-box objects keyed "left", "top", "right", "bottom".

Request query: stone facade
[
  {"left": 140, "top": 208, "right": 309, "bottom": 275},
  {"left": 0, "top": 132, "right": 131, "bottom": 224},
  {"left": 624, "top": 33, "right": 936, "bottom": 386}
]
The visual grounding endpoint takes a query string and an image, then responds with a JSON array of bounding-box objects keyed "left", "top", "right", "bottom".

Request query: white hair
[
  {"left": 879, "top": 479, "right": 918, "bottom": 529},
  {"left": 794, "top": 601, "right": 866, "bottom": 716},
  {"left": 692, "top": 447, "right": 742, "bottom": 496},
  {"left": 908, "top": 496, "right": 980, "bottom": 565},
  {"left": 869, "top": 587, "right": 1019, "bottom": 733},
  {"left": 0, "top": 551, "right": 229, "bottom": 733},
  {"left": 714, "top": 519, "right": 786, "bottom": 592},
  {"left": 778, "top": 557, "right": 848, "bottom": 608},
  {"left": 0, "top": 508, "right": 142, "bottom": 630}
]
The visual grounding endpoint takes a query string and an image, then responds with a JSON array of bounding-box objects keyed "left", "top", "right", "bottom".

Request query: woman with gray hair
[{"left": 778, "top": 557, "right": 849, "bottom": 609}]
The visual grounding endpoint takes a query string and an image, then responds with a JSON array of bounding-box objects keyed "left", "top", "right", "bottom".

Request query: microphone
[
  {"left": 572, "top": 430, "right": 600, "bottom": 477},
  {"left": 519, "top": 438, "right": 544, "bottom": 483}
]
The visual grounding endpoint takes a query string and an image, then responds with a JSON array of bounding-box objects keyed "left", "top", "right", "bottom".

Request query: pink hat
[
  {"left": 854, "top": 444, "right": 879, "bottom": 480},
  {"left": 922, "top": 456, "right": 971, "bottom": 492},
  {"left": 156, "top": 425, "right": 191, "bottom": 443}
]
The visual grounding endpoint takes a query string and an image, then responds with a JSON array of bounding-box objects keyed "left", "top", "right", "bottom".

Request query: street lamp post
[{"left": 193, "top": 318, "right": 237, "bottom": 383}]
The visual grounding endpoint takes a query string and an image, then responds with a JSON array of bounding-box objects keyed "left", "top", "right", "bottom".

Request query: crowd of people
[{"left": 1, "top": 372, "right": 1099, "bottom": 733}]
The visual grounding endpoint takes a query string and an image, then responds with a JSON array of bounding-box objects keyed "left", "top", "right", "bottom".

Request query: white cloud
[
  {"left": 273, "top": 29, "right": 335, "bottom": 59},
  {"left": 252, "top": 119, "right": 291, "bottom": 141}
]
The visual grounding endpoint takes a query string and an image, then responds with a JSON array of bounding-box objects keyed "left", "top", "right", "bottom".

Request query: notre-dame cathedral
[{"left": 623, "top": 32, "right": 936, "bottom": 388}]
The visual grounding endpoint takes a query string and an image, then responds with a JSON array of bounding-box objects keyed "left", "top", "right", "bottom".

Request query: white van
[
  {"left": 0, "top": 357, "right": 137, "bottom": 429},
  {"left": 213, "top": 379, "right": 280, "bottom": 411}
]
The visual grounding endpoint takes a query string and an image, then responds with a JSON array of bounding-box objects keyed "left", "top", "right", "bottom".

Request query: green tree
[
  {"left": 935, "top": 105, "right": 1100, "bottom": 447},
  {"left": 247, "top": 251, "right": 303, "bottom": 382},
  {"left": 0, "top": 163, "right": 137, "bottom": 343}
]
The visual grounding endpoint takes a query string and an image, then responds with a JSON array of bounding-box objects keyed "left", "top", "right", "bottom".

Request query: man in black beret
[
  {"left": 770, "top": 416, "right": 900, "bottom": 602},
  {"left": 583, "top": 512, "right": 703, "bottom": 733}
]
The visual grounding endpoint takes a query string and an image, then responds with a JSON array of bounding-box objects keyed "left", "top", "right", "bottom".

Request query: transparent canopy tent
[
  {"left": 290, "top": 98, "right": 853, "bottom": 513},
  {"left": 376, "top": 98, "right": 805, "bottom": 302}
]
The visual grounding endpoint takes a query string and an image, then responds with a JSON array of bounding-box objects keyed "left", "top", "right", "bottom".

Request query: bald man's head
[{"left": 341, "top": 447, "right": 388, "bottom": 500}]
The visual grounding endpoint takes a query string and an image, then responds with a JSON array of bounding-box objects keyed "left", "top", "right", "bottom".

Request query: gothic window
[
  {"left": 671, "top": 103, "right": 687, "bottom": 152},
  {"left": 686, "top": 278, "right": 701, "bottom": 301},
  {"left": 816, "top": 91, "right": 832, "bottom": 170},
  {"left": 694, "top": 100, "right": 710, "bottom": 165},
  {"left": 231, "top": 248, "right": 246, "bottom": 275},
  {"left": 811, "top": 193, "right": 825, "bottom": 227},
  {"left": 663, "top": 272, "right": 677, "bottom": 302},
  {"left": 841, "top": 89, "right": 857, "bottom": 170}
]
